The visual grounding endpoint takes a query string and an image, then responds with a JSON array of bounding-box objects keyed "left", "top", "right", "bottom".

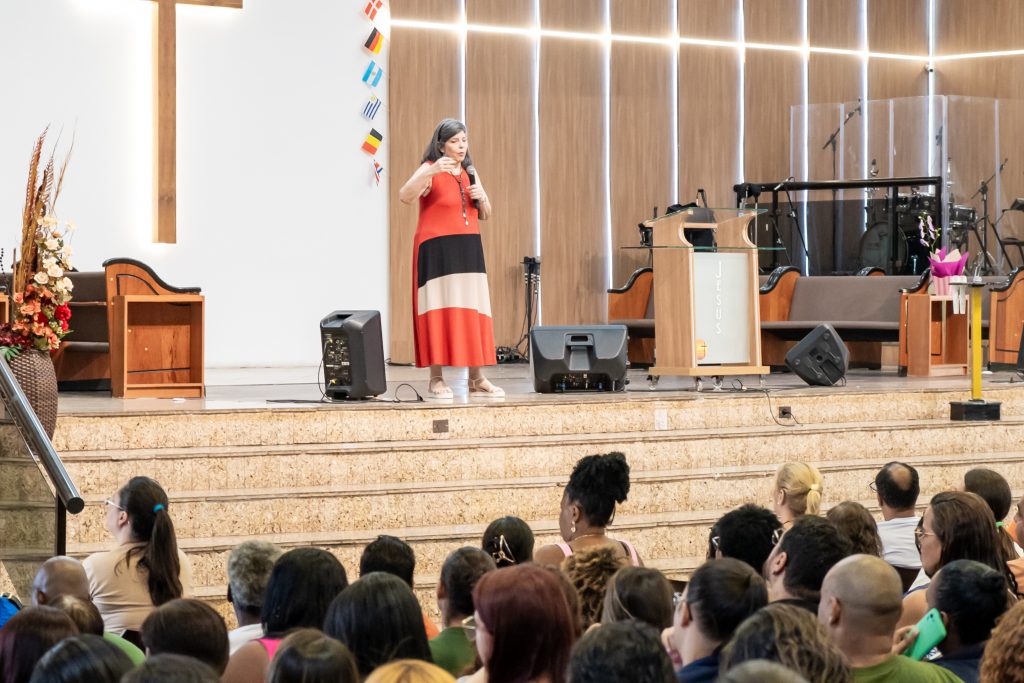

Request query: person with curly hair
[
  {"left": 979, "top": 599, "right": 1024, "bottom": 683},
  {"left": 535, "top": 452, "right": 642, "bottom": 567},
  {"left": 563, "top": 546, "right": 626, "bottom": 629},
  {"left": 707, "top": 504, "right": 784, "bottom": 574},
  {"left": 827, "top": 502, "right": 883, "bottom": 557}
]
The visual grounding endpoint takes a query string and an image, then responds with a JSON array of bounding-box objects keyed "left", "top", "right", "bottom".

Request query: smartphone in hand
[{"left": 904, "top": 608, "right": 946, "bottom": 661}]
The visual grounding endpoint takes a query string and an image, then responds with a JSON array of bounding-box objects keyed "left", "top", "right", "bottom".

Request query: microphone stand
[
  {"left": 822, "top": 104, "right": 860, "bottom": 273},
  {"left": 779, "top": 180, "right": 810, "bottom": 272},
  {"left": 970, "top": 158, "right": 1008, "bottom": 275}
]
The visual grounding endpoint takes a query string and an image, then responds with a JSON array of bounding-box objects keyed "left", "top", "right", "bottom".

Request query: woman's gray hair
[
  {"left": 227, "top": 541, "right": 283, "bottom": 612},
  {"left": 421, "top": 118, "right": 474, "bottom": 169}
]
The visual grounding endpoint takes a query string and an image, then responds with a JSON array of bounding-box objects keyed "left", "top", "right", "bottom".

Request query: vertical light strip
[
  {"left": 459, "top": 0, "right": 467, "bottom": 121},
  {"left": 737, "top": 0, "right": 745, "bottom": 184},
  {"left": 603, "top": 0, "right": 613, "bottom": 289},
  {"left": 800, "top": 0, "right": 810, "bottom": 273},
  {"left": 860, "top": 0, "right": 869, "bottom": 181},
  {"left": 926, "top": 0, "right": 936, "bottom": 175},
  {"left": 670, "top": 0, "right": 679, "bottom": 204},
  {"left": 532, "top": 0, "right": 541, "bottom": 265}
]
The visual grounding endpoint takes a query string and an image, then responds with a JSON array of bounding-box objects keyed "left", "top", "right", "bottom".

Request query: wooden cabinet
[{"left": 905, "top": 295, "right": 968, "bottom": 377}]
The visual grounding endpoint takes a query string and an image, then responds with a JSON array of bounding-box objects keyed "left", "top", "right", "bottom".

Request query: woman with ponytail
[
  {"left": 534, "top": 452, "right": 643, "bottom": 567},
  {"left": 83, "top": 476, "right": 192, "bottom": 637},
  {"left": 772, "top": 462, "right": 824, "bottom": 528}
]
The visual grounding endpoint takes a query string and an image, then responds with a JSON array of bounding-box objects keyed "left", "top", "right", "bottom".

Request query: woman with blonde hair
[
  {"left": 773, "top": 463, "right": 823, "bottom": 527},
  {"left": 367, "top": 659, "right": 455, "bottom": 683}
]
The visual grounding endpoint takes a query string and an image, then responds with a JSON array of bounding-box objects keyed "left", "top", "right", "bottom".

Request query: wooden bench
[{"left": 54, "top": 258, "right": 204, "bottom": 398}]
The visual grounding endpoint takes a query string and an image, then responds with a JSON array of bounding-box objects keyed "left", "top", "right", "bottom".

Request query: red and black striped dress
[{"left": 412, "top": 164, "right": 497, "bottom": 368}]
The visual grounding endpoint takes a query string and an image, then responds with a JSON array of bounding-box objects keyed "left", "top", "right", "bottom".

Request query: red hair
[{"left": 473, "top": 564, "right": 576, "bottom": 683}]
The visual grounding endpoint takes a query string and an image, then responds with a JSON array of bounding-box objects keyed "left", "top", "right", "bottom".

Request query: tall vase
[{"left": 8, "top": 350, "right": 58, "bottom": 439}]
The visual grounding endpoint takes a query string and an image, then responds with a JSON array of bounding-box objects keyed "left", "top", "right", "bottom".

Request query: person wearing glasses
[
  {"left": 430, "top": 548, "right": 497, "bottom": 677},
  {"left": 83, "top": 476, "right": 192, "bottom": 641},
  {"left": 399, "top": 118, "right": 502, "bottom": 399},
  {"left": 706, "top": 504, "right": 784, "bottom": 575}
]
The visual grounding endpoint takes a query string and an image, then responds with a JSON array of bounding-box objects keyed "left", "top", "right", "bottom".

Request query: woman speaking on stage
[{"left": 399, "top": 118, "right": 503, "bottom": 399}]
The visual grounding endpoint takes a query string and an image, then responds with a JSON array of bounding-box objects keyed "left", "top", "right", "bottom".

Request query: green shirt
[
  {"left": 429, "top": 627, "right": 476, "bottom": 678},
  {"left": 104, "top": 631, "right": 146, "bottom": 666},
  {"left": 854, "top": 656, "right": 965, "bottom": 683}
]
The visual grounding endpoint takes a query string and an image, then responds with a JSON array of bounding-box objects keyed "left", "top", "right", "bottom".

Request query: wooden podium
[{"left": 643, "top": 207, "right": 769, "bottom": 386}]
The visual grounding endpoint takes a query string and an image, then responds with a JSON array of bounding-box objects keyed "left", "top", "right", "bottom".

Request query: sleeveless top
[
  {"left": 257, "top": 637, "right": 282, "bottom": 660},
  {"left": 556, "top": 539, "right": 641, "bottom": 566}
]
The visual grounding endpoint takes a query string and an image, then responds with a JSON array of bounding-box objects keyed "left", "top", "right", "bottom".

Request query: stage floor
[{"left": 55, "top": 364, "right": 1024, "bottom": 416}]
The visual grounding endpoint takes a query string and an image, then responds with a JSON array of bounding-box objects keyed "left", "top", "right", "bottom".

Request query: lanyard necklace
[{"left": 454, "top": 170, "right": 468, "bottom": 226}]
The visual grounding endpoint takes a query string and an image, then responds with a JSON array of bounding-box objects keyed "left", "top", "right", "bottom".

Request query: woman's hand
[
  {"left": 468, "top": 183, "right": 487, "bottom": 203},
  {"left": 432, "top": 156, "right": 459, "bottom": 176}
]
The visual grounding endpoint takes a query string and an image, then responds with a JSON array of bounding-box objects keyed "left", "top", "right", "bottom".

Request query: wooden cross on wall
[{"left": 149, "top": 0, "right": 243, "bottom": 243}]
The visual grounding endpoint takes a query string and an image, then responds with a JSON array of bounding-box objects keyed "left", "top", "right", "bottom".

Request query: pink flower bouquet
[{"left": 929, "top": 247, "right": 969, "bottom": 295}]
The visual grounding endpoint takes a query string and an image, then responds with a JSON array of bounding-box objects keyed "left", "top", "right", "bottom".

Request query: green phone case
[{"left": 905, "top": 608, "right": 947, "bottom": 661}]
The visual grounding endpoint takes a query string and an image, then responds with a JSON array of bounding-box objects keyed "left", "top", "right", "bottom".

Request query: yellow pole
[{"left": 971, "top": 284, "right": 983, "bottom": 400}]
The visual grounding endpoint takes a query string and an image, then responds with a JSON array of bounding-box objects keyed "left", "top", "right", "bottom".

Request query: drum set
[{"left": 858, "top": 191, "right": 975, "bottom": 274}]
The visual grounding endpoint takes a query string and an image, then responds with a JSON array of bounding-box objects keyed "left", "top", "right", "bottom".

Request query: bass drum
[{"left": 859, "top": 222, "right": 907, "bottom": 272}]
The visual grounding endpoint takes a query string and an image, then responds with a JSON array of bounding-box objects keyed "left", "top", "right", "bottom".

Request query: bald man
[
  {"left": 818, "top": 555, "right": 962, "bottom": 682},
  {"left": 873, "top": 462, "right": 922, "bottom": 573}
]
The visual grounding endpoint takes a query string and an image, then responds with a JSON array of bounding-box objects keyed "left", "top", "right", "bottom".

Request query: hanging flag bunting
[
  {"left": 362, "top": 60, "right": 384, "bottom": 87},
  {"left": 362, "top": 94, "right": 382, "bottom": 120},
  {"left": 361, "top": 128, "right": 383, "bottom": 155},
  {"left": 373, "top": 159, "right": 384, "bottom": 185},
  {"left": 364, "top": 0, "right": 383, "bottom": 21},
  {"left": 364, "top": 27, "right": 384, "bottom": 54}
]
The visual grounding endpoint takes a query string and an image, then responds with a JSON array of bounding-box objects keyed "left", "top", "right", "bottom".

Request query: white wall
[{"left": 0, "top": 0, "right": 389, "bottom": 367}]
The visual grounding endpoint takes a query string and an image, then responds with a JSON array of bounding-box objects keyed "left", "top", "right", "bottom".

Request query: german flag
[
  {"left": 364, "top": 27, "right": 384, "bottom": 54},
  {"left": 361, "top": 128, "right": 383, "bottom": 155}
]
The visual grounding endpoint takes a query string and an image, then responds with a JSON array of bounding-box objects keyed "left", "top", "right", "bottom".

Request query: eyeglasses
[
  {"left": 490, "top": 534, "right": 517, "bottom": 566},
  {"left": 913, "top": 526, "right": 935, "bottom": 551},
  {"left": 771, "top": 527, "right": 785, "bottom": 546},
  {"left": 868, "top": 481, "right": 878, "bottom": 493},
  {"left": 461, "top": 615, "right": 477, "bottom": 641},
  {"left": 105, "top": 499, "right": 123, "bottom": 511},
  {"left": 710, "top": 535, "right": 721, "bottom": 551}
]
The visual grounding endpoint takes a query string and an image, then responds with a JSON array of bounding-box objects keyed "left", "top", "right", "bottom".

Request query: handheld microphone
[{"left": 466, "top": 165, "right": 478, "bottom": 207}]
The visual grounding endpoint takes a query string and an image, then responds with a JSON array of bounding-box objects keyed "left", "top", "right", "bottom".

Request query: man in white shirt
[
  {"left": 226, "top": 540, "right": 282, "bottom": 654},
  {"left": 873, "top": 462, "right": 921, "bottom": 580}
]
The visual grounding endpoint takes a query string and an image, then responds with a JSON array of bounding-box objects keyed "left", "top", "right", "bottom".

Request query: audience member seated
[
  {"left": 707, "top": 504, "right": 783, "bottom": 574},
  {"left": 772, "top": 462, "right": 823, "bottom": 529},
  {"left": 267, "top": 629, "right": 359, "bottom": 683},
  {"left": 141, "top": 598, "right": 230, "bottom": 675},
  {"left": 718, "top": 660, "right": 810, "bottom": 683},
  {"left": 568, "top": 620, "right": 674, "bottom": 683},
  {"left": 27, "top": 634, "right": 133, "bottom": 683},
  {"left": 83, "top": 476, "right": 192, "bottom": 640},
  {"left": 535, "top": 452, "right": 642, "bottom": 567},
  {"left": 223, "top": 547, "right": 348, "bottom": 683},
  {"left": 979, "top": 599, "right": 1024, "bottom": 683},
  {"left": 367, "top": 660, "right": 457, "bottom": 683},
  {"left": 360, "top": 534, "right": 439, "bottom": 638},
  {"left": 543, "top": 565, "right": 585, "bottom": 639},
  {"left": 926, "top": 560, "right": 1011, "bottom": 683},
  {"left": 872, "top": 462, "right": 922, "bottom": 585},
  {"left": 827, "top": 501, "right": 883, "bottom": 556},
  {"left": 226, "top": 540, "right": 282, "bottom": 654},
  {"left": 665, "top": 558, "right": 768, "bottom": 683},
  {"left": 431, "top": 547, "right": 497, "bottom": 677},
  {"left": 461, "top": 564, "right": 577, "bottom": 683},
  {"left": 0, "top": 605, "right": 79, "bottom": 683},
  {"left": 1010, "top": 492, "right": 1024, "bottom": 588},
  {"left": 818, "top": 554, "right": 962, "bottom": 683},
  {"left": 900, "top": 491, "right": 1011, "bottom": 629},
  {"left": 564, "top": 546, "right": 627, "bottom": 628},
  {"left": 721, "top": 603, "right": 850, "bottom": 683},
  {"left": 601, "top": 566, "right": 674, "bottom": 631},
  {"left": 324, "top": 572, "right": 433, "bottom": 678},
  {"left": 481, "top": 516, "right": 534, "bottom": 567},
  {"left": 121, "top": 653, "right": 220, "bottom": 683},
  {"left": 964, "top": 467, "right": 1021, "bottom": 563},
  {"left": 763, "top": 516, "right": 852, "bottom": 613},
  {"left": 30, "top": 556, "right": 145, "bottom": 664}
]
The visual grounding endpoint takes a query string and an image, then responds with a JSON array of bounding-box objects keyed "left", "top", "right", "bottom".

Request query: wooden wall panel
[
  {"left": 867, "top": 58, "right": 927, "bottom": 100},
  {"left": 809, "top": 55, "right": 863, "bottom": 105},
  {"left": 808, "top": 0, "right": 862, "bottom": 49},
  {"left": 744, "top": 50, "right": 803, "bottom": 183},
  {"left": 936, "top": 0, "right": 1019, "bottom": 55},
  {"left": 744, "top": 0, "right": 802, "bottom": 45},
  {"left": 539, "top": 38, "right": 607, "bottom": 325},
  {"left": 610, "top": 41, "right": 674, "bottom": 286},
  {"left": 540, "top": 0, "right": 604, "bottom": 33},
  {"left": 465, "top": 33, "right": 536, "bottom": 350},
  {"left": 612, "top": 0, "right": 671, "bottom": 35},
  {"left": 867, "top": 0, "right": 927, "bottom": 55},
  {"left": 387, "top": 28, "right": 461, "bottom": 363},
  {"left": 467, "top": 1, "right": 533, "bottom": 25},
  {"left": 390, "top": 0, "right": 460, "bottom": 22},
  {"left": 679, "top": 0, "right": 740, "bottom": 40},
  {"left": 679, "top": 45, "right": 741, "bottom": 206}
]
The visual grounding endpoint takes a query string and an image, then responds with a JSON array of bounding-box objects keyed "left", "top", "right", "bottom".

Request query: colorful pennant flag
[
  {"left": 364, "top": 27, "right": 384, "bottom": 54},
  {"left": 364, "top": 0, "right": 383, "bottom": 21},
  {"left": 362, "top": 60, "right": 384, "bottom": 87},
  {"left": 361, "top": 128, "right": 383, "bottom": 155},
  {"left": 362, "top": 94, "right": 382, "bottom": 120},
  {"left": 373, "top": 159, "right": 384, "bottom": 185}
]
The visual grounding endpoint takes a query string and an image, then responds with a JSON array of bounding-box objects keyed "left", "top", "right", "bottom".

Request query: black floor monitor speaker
[
  {"left": 320, "top": 310, "right": 386, "bottom": 399},
  {"left": 530, "top": 325, "right": 628, "bottom": 393},
  {"left": 785, "top": 324, "right": 849, "bottom": 386}
]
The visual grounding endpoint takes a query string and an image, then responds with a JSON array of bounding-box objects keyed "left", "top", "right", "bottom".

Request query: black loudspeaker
[
  {"left": 785, "top": 324, "right": 849, "bottom": 386},
  {"left": 530, "top": 325, "right": 628, "bottom": 393},
  {"left": 320, "top": 311, "right": 386, "bottom": 399}
]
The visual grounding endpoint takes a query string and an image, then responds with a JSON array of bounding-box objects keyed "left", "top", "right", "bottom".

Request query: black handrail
[{"left": 0, "top": 356, "right": 84, "bottom": 516}]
